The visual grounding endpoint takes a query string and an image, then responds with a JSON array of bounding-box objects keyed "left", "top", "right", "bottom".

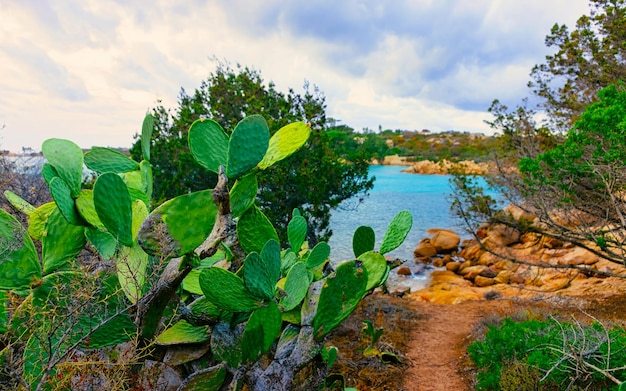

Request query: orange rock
[
  {"left": 414, "top": 240, "right": 438, "bottom": 258},
  {"left": 446, "top": 262, "right": 461, "bottom": 272},
  {"left": 427, "top": 229, "right": 461, "bottom": 253},
  {"left": 474, "top": 276, "right": 496, "bottom": 287},
  {"left": 397, "top": 267, "right": 412, "bottom": 276}
]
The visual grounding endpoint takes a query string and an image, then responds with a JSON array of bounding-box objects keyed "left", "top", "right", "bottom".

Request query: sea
[{"left": 327, "top": 165, "right": 469, "bottom": 262}]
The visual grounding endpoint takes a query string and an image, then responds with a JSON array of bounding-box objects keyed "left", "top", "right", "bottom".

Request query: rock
[
  {"left": 479, "top": 267, "right": 498, "bottom": 279},
  {"left": 137, "top": 360, "right": 182, "bottom": 391},
  {"left": 494, "top": 271, "right": 512, "bottom": 284},
  {"left": 485, "top": 224, "right": 521, "bottom": 247},
  {"left": 446, "top": 261, "right": 461, "bottom": 272},
  {"left": 503, "top": 204, "right": 536, "bottom": 222},
  {"left": 442, "top": 254, "right": 453, "bottom": 264},
  {"left": 459, "top": 265, "right": 486, "bottom": 278},
  {"left": 414, "top": 240, "right": 438, "bottom": 258},
  {"left": 427, "top": 229, "right": 461, "bottom": 253},
  {"left": 432, "top": 257, "right": 445, "bottom": 267},
  {"left": 474, "top": 276, "right": 496, "bottom": 287},
  {"left": 397, "top": 267, "right": 412, "bottom": 276}
]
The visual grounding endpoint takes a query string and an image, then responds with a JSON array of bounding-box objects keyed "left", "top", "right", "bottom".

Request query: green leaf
[
  {"left": 140, "top": 160, "right": 153, "bottom": 200},
  {"left": 258, "top": 122, "right": 311, "bottom": 169},
  {"left": 23, "top": 334, "right": 48, "bottom": 389},
  {"left": 243, "top": 240, "right": 281, "bottom": 301},
  {"left": 199, "top": 267, "right": 260, "bottom": 313},
  {"left": 227, "top": 114, "right": 270, "bottom": 179},
  {"left": 241, "top": 301, "right": 282, "bottom": 362},
  {"left": 141, "top": 113, "right": 154, "bottom": 161},
  {"left": 41, "top": 138, "right": 84, "bottom": 198},
  {"left": 306, "top": 242, "right": 330, "bottom": 269},
  {"left": 237, "top": 205, "right": 278, "bottom": 254},
  {"left": 49, "top": 176, "right": 83, "bottom": 225},
  {"left": 188, "top": 119, "right": 229, "bottom": 174},
  {"left": 353, "top": 225, "right": 375, "bottom": 258},
  {"left": 156, "top": 320, "right": 210, "bottom": 345},
  {"left": 84, "top": 147, "right": 139, "bottom": 173},
  {"left": 3, "top": 190, "right": 35, "bottom": 215},
  {"left": 287, "top": 215, "right": 307, "bottom": 253},
  {"left": 357, "top": 251, "right": 388, "bottom": 291},
  {"left": 178, "top": 365, "right": 227, "bottom": 391},
  {"left": 230, "top": 173, "right": 258, "bottom": 218},
  {"left": 182, "top": 269, "right": 203, "bottom": 295},
  {"left": 117, "top": 244, "right": 149, "bottom": 303},
  {"left": 138, "top": 190, "right": 217, "bottom": 257},
  {"left": 41, "top": 162, "right": 59, "bottom": 185},
  {"left": 280, "top": 262, "right": 310, "bottom": 312},
  {"left": 379, "top": 210, "right": 413, "bottom": 255},
  {"left": 321, "top": 346, "right": 338, "bottom": 369},
  {"left": 313, "top": 261, "right": 367, "bottom": 339},
  {"left": 42, "top": 208, "right": 86, "bottom": 274},
  {"left": 75, "top": 190, "right": 106, "bottom": 229},
  {"left": 85, "top": 227, "right": 117, "bottom": 259},
  {"left": 27, "top": 202, "right": 56, "bottom": 240},
  {"left": 94, "top": 173, "right": 133, "bottom": 246}
]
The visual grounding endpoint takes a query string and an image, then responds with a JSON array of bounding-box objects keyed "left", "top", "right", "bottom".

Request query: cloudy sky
[{"left": 0, "top": 1, "right": 590, "bottom": 152}]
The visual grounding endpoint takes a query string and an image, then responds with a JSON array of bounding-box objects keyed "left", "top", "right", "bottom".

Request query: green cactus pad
[
  {"left": 287, "top": 214, "right": 307, "bottom": 253},
  {"left": 42, "top": 208, "right": 86, "bottom": 274},
  {"left": 49, "top": 176, "right": 84, "bottom": 226},
  {"left": 27, "top": 202, "right": 56, "bottom": 240},
  {"left": 3, "top": 190, "right": 35, "bottom": 216},
  {"left": 188, "top": 119, "right": 229, "bottom": 174},
  {"left": 379, "top": 210, "right": 413, "bottom": 255},
  {"left": 178, "top": 365, "right": 227, "bottom": 391},
  {"left": 85, "top": 227, "right": 117, "bottom": 259},
  {"left": 156, "top": 320, "right": 210, "bottom": 345},
  {"left": 0, "top": 209, "right": 41, "bottom": 289},
  {"left": 280, "top": 262, "right": 310, "bottom": 312},
  {"left": 241, "top": 301, "right": 282, "bottom": 362},
  {"left": 94, "top": 173, "right": 134, "bottom": 247},
  {"left": 41, "top": 162, "right": 59, "bottom": 185},
  {"left": 23, "top": 334, "right": 47, "bottom": 390},
  {"left": 211, "top": 322, "right": 244, "bottom": 368},
  {"left": 276, "top": 324, "right": 300, "bottom": 359},
  {"left": 243, "top": 241, "right": 280, "bottom": 301},
  {"left": 258, "top": 122, "right": 311, "bottom": 169},
  {"left": 229, "top": 173, "right": 258, "bottom": 218},
  {"left": 41, "top": 138, "right": 83, "bottom": 198},
  {"left": 306, "top": 242, "right": 331, "bottom": 269},
  {"left": 280, "top": 250, "right": 298, "bottom": 275},
  {"left": 357, "top": 251, "right": 388, "bottom": 291},
  {"left": 199, "top": 267, "right": 260, "bottom": 313},
  {"left": 227, "top": 114, "right": 270, "bottom": 179},
  {"left": 141, "top": 113, "right": 154, "bottom": 161},
  {"left": 313, "top": 261, "right": 368, "bottom": 339},
  {"left": 189, "top": 296, "right": 231, "bottom": 323},
  {"left": 0, "top": 291, "right": 6, "bottom": 334},
  {"left": 139, "top": 190, "right": 216, "bottom": 257},
  {"left": 352, "top": 225, "right": 375, "bottom": 258},
  {"left": 76, "top": 190, "right": 106, "bottom": 229},
  {"left": 182, "top": 269, "right": 203, "bottom": 295},
  {"left": 237, "top": 205, "right": 278, "bottom": 254},
  {"left": 140, "top": 160, "right": 153, "bottom": 200},
  {"left": 131, "top": 199, "right": 148, "bottom": 242},
  {"left": 120, "top": 170, "right": 150, "bottom": 205},
  {"left": 84, "top": 147, "right": 140, "bottom": 173},
  {"left": 117, "top": 244, "right": 149, "bottom": 303}
]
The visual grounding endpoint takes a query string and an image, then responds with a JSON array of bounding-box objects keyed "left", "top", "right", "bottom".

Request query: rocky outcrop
[{"left": 402, "top": 159, "right": 492, "bottom": 175}]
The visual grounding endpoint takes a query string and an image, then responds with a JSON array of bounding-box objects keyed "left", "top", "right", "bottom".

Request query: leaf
[
  {"left": 49, "top": 176, "right": 83, "bottom": 225},
  {"left": 306, "top": 242, "right": 330, "bottom": 269},
  {"left": 258, "top": 122, "right": 311, "bottom": 169},
  {"left": 141, "top": 113, "right": 154, "bottom": 161},
  {"left": 94, "top": 173, "right": 133, "bottom": 246},
  {"left": 140, "top": 160, "right": 153, "bottom": 200},
  {"left": 188, "top": 119, "right": 229, "bottom": 174},
  {"left": 357, "top": 251, "right": 388, "bottom": 291},
  {"left": 117, "top": 244, "right": 149, "bottom": 303},
  {"left": 85, "top": 227, "right": 117, "bottom": 259},
  {"left": 280, "top": 262, "right": 310, "bottom": 312},
  {"left": 227, "top": 115, "right": 270, "bottom": 179},
  {"left": 230, "top": 173, "right": 258, "bottom": 218},
  {"left": 84, "top": 147, "right": 139, "bottom": 173},
  {"left": 287, "top": 215, "right": 307, "bottom": 253},
  {"left": 182, "top": 269, "right": 203, "bottom": 295},
  {"left": 75, "top": 190, "right": 106, "bottom": 229},
  {"left": 237, "top": 205, "right": 278, "bottom": 254},
  {"left": 199, "top": 267, "right": 260, "bottom": 313},
  {"left": 379, "top": 210, "right": 413, "bottom": 255},
  {"left": 3, "top": 190, "right": 35, "bottom": 215},
  {"left": 156, "top": 320, "right": 210, "bottom": 345},
  {"left": 178, "top": 364, "right": 227, "bottom": 391},
  {"left": 138, "top": 190, "right": 216, "bottom": 257},
  {"left": 313, "top": 261, "right": 368, "bottom": 339},
  {"left": 241, "top": 301, "right": 282, "bottom": 362},
  {"left": 243, "top": 245, "right": 280, "bottom": 301},
  {"left": 27, "top": 202, "right": 56, "bottom": 240},
  {"left": 41, "top": 138, "right": 84, "bottom": 198},
  {"left": 42, "top": 208, "right": 86, "bottom": 274},
  {"left": 353, "top": 225, "right": 375, "bottom": 258}
]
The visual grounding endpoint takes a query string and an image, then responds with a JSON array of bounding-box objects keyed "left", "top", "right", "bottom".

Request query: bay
[{"left": 327, "top": 165, "right": 467, "bottom": 262}]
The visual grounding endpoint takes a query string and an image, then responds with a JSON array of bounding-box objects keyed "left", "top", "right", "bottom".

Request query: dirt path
[{"left": 402, "top": 300, "right": 520, "bottom": 391}]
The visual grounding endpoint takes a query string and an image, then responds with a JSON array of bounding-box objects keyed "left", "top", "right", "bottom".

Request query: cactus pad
[
  {"left": 141, "top": 114, "right": 154, "bottom": 161},
  {"left": 280, "top": 262, "right": 310, "bottom": 312},
  {"left": 313, "top": 261, "right": 368, "bottom": 339},
  {"left": 357, "top": 251, "right": 388, "bottom": 290},
  {"left": 229, "top": 173, "right": 258, "bottom": 218},
  {"left": 199, "top": 267, "right": 260, "bottom": 313},
  {"left": 306, "top": 242, "right": 331, "bottom": 269},
  {"left": 177, "top": 365, "right": 226, "bottom": 391},
  {"left": 49, "top": 176, "right": 83, "bottom": 226},
  {"left": 258, "top": 122, "right": 311, "bottom": 169},
  {"left": 84, "top": 147, "right": 140, "bottom": 173},
  {"left": 156, "top": 320, "right": 210, "bottom": 345},
  {"left": 85, "top": 227, "right": 117, "bottom": 259},
  {"left": 226, "top": 114, "right": 270, "bottom": 179},
  {"left": 287, "top": 214, "right": 307, "bottom": 253},
  {"left": 117, "top": 244, "right": 149, "bottom": 303},
  {"left": 241, "top": 301, "right": 281, "bottom": 362},
  {"left": 188, "top": 119, "right": 228, "bottom": 174},
  {"left": 352, "top": 225, "right": 375, "bottom": 258},
  {"left": 0, "top": 209, "right": 41, "bottom": 289},
  {"left": 243, "top": 240, "right": 280, "bottom": 301},
  {"left": 41, "top": 138, "right": 84, "bottom": 198},
  {"left": 237, "top": 205, "right": 278, "bottom": 254},
  {"left": 27, "top": 202, "right": 56, "bottom": 240},
  {"left": 94, "top": 173, "right": 134, "bottom": 247},
  {"left": 42, "top": 208, "right": 86, "bottom": 274},
  {"left": 75, "top": 190, "right": 105, "bottom": 229},
  {"left": 3, "top": 190, "right": 35, "bottom": 216},
  {"left": 379, "top": 210, "right": 413, "bottom": 255}
]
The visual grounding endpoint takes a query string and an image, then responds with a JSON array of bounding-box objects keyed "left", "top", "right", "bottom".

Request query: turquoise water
[{"left": 327, "top": 165, "right": 467, "bottom": 262}]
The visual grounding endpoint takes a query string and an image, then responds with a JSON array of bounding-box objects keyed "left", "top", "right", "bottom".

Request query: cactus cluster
[{"left": 0, "top": 112, "right": 412, "bottom": 390}]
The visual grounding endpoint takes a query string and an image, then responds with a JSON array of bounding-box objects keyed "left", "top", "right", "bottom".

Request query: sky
[{"left": 0, "top": 0, "right": 591, "bottom": 153}]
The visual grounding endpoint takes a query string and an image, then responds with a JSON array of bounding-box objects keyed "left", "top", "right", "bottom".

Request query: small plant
[{"left": 0, "top": 113, "right": 413, "bottom": 390}]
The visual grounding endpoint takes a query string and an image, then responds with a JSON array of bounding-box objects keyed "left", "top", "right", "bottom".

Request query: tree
[
  {"left": 453, "top": 0, "right": 626, "bottom": 272},
  {"left": 131, "top": 63, "right": 373, "bottom": 244}
]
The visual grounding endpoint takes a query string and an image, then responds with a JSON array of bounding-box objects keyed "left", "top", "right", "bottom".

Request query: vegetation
[{"left": 0, "top": 113, "right": 412, "bottom": 390}]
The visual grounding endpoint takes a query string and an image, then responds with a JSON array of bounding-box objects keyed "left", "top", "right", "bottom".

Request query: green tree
[{"left": 131, "top": 63, "right": 373, "bottom": 244}]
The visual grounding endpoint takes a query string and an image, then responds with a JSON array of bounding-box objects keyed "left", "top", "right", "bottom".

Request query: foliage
[
  {"left": 0, "top": 112, "right": 412, "bottom": 390},
  {"left": 130, "top": 63, "right": 373, "bottom": 244},
  {"left": 469, "top": 316, "right": 626, "bottom": 390}
]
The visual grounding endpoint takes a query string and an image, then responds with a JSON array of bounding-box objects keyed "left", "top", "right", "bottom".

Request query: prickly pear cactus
[
  {"left": 257, "top": 122, "right": 311, "bottom": 169},
  {"left": 226, "top": 114, "right": 270, "bottom": 179},
  {"left": 379, "top": 210, "right": 413, "bottom": 255},
  {"left": 0, "top": 209, "right": 40, "bottom": 289},
  {"left": 94, "top": 172, "right": 134, "bottom": 246},
  {"left": 352, "top": 225, "right": 375, "bottom": 258},
  {"left": 41, "top": 138, "right": 83, "bottom": 198},
  {"left": 84, "top": 147, "right": 140, "bottom": 174},
  {"left": 188, "top": 119, "right": 229, "bottom": 174}
]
